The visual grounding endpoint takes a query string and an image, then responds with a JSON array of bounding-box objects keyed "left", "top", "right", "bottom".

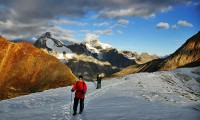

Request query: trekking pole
[{"left": 70, "top": 92, "right": 73, "bottom": 116}]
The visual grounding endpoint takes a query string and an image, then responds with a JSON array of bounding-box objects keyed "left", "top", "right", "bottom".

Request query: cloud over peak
[{"left": 0, "top": 0, "right": 192, "bottom": 41}]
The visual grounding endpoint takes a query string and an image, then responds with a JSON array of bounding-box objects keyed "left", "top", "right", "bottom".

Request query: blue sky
[{"left": 0, "top": 0, "right": 199, "bottom": 56}]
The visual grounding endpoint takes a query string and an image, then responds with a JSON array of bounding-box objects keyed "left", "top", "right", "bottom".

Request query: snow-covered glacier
[{"left": 0, "top": 67, "right": 200, "bottom": 120}]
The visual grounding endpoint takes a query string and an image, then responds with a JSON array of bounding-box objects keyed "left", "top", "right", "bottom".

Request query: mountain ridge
[
  {"left": 0, "top": 36, "right": 77, "bottom": 100},
  {"left": 109, "top": 31, "right": 200, "bottom": 78},
  {"left": 34, "top": 32, "right": 158, "bottom": 80}
]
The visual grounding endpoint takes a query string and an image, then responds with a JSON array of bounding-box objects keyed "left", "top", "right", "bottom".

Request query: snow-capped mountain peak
[
  {"left": 41, "top": 32, "right": 56, "bottom": 39},
  {"left": 90, "top": 40, "right": 112, "bottom": 49},
  {"left": 38, "top": 32, "right": 64, "bottom": 47},
  {"left": 84, "top": 40, "right": 112, "bottom": 51},
  {"left": 34, "top": 32, "right": 74, "bottom": 63},
  {"left": 82, "top": 40, "right": 112, "bottom": 60}
]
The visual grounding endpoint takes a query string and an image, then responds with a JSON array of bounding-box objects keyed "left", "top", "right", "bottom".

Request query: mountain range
[
  {"left": 1, "top": 31, "right": 199, "bottom": 100},
  {"left": 0, "top": 36, "right": 77, "bottom": 100},
  {"left": 110, "top": 31, "right": 200, "bottom": 78},
  {"left": 34, "top": 32, "right": 158, "bottom": 80}
]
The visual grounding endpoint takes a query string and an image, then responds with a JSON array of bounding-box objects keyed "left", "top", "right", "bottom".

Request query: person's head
[
  {"left": 97, "top": 74, "right": 101, "bottom": 78},
  {"left": 79, "top": 75, "right": 83, "bottom": 80}
]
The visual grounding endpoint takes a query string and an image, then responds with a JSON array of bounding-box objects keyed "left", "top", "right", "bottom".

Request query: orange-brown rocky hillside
[
  {"left": 109, "top": 31, "right": 200, "bottom": 78},
  {"left": 160, "top": 31, "right": 200, "bottom": 70},
  {"left": 0, "top": 36, "right": 77, "bottom": 100}
]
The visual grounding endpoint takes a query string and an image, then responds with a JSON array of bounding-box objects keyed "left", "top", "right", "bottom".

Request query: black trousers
[
  {"left": 73, "top": 97, "right": 84, "bottom": 113},
  {"left": 96, "top": 82, "right": 101, "bottom": 89}
]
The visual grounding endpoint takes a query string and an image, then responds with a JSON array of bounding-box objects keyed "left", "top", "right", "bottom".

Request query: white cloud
[
  {"left": 85, "top": 33, "right": 99, "bottom": 41},
  {"left": 0, "top": 0, "right": 191, "bottom": 41},
  {"left": 117, "top": 19, "right": 129, "bottom": 26},
  {"left": 45, "top": 26, "right": 76, "bottom": 41},
  {"left": 83, "top": 29, "right": 113, "bottom": 42},
  {"left": 52, "top": 19, "right": 88, "bottom": 26},
  {"left": 97, "top": 7, "right": 159, "bottom": 19},
  {"left": 98, "top": 8, "right": 136, "bottom": 18},
  {"left": 156, "top": 22, "right": 169, "bottom": 29},
  {"left": 172, "top": 25, "right": 178, "bottom": 29},
  {"left": 96, "top": 4, "right": 173, "bottom": 19},
  {"left": 116, "top": 30, "right": 123, "bottom": 34},
  {"left": 110, "top": 19, "right": 129, "bottom": 29},
  {"left": 93, "top": 22, "right": 109, "bottom": 27},
  {"left": 94, "top": 29, "right": 113, "bottom": 35},
  {"left": 177, "top": 20, "right": 193, "bottom": 27},
  {"left": 83, "top": 19, "right": 127, "bottom": 40},
  {"left": 0, "top": 20, "right": 77, "bottom": 41},
  {"left": 160, "top": 6, "right": 172, "bottom": 13}
]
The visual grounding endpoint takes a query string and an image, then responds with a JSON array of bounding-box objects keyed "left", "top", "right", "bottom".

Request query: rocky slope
[
  {"left": 66, "top": 54, "right": 119, "bottom": 81},
  {"left": 34, "top": 32, "right": 137, "bottom": 68},
  {"left": 160, "top": 31, "right": 200, "bottom": 70},
  {"left": 110, "top": 31, "right": 200, "bottom": 78},
  {"left": 120, "top": 51, "right": 158, "bottom": 64},
  {"left": 0, "top": 36, "right": 77, "bottom": 100},
  {"left": 103, "top": 49, "right": 136, "bottom": 68},
  {"left": 71, "top": 40, "right": 136, "bottom": 68},
  {"left": 34, "top": 32, "right": 135, "bottom": 80},
  {"left": 34, "top": 32, "right": 159, "bottom": 81}
]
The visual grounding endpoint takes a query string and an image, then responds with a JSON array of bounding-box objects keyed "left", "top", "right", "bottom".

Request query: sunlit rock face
[
  {"left": 160, "top": 31, "right": 200, "bottom": 70},
  {"left": 109, "top": 32, "right": 200, "bottom": 78},
  {"left": 0, "top": 36, "right": 77, "bottom": 100}
]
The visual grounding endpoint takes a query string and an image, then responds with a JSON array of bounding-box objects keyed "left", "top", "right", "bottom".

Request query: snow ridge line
[{"left": 127, "top": 73, "right": 200, "bottom": 104}]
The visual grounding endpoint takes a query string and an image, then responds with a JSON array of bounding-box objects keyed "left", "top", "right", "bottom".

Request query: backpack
[{"left": 76, "top": 81, "right": 85, "bottom": 94}]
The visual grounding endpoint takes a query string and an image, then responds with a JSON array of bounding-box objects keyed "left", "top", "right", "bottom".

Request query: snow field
[{"left": 0, "top": 67, "right": 200, "bottom": 120}]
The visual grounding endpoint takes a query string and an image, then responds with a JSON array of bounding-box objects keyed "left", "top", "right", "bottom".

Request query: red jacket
[{"left": 71, "top": 80, "right": 87, "bottom": 98}]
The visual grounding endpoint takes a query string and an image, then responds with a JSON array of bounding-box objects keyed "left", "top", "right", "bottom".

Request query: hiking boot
[{"left": 73, "top": 112, "right": 77, "bottom": 116}]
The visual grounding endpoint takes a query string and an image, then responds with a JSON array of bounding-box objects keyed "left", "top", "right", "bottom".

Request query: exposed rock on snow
[{"left": 34, "top": 32, "right": 75, "bottom": 63}]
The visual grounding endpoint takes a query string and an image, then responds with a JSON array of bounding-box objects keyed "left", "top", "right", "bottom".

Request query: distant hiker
[
  {"left": 71, "top": 75, "right": 87, "bottom": 116},
  {"left": 96, "top": 74, "right": 102, "bottom": 89}
]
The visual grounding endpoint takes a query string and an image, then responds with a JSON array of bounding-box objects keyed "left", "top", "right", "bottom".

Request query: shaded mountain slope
[
  {"left": 0, "top": 36, "right": 77, "bottom": 100},
  {"left": 160, "top": 31, "right": 200, "bottom": 70},
  {"left": 34, "top": 32, "right": 134, "bottom": 81},
  {"left": 34, "top": 32, "right": 158, "bottom": 81},
  {"left": 121, "top": 51, "right": 158, "bottom": 64},
  {"left": 109, "top": 31, "right": 200, "bottom": 79},
  {"left": 66, "top": 54, "right": 119, "bottom": 81}
]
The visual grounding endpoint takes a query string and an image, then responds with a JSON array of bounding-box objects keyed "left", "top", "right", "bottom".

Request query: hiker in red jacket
[{"left": 71, "top": 75, "right": 87, "bottom": 116}]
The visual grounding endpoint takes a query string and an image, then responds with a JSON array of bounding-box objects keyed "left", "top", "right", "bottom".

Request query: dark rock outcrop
[{"left": 103, "top": 49, "right": 136, "bottom": 68}]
